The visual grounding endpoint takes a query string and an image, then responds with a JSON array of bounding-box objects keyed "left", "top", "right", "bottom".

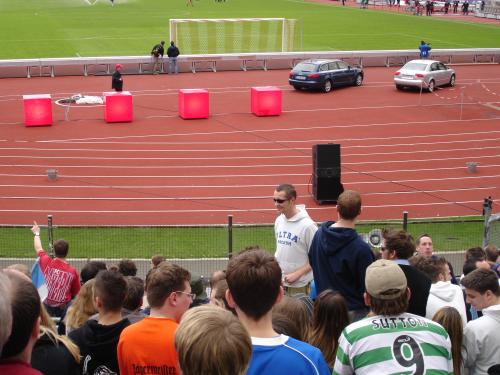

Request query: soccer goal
[{"left": 169, "top": 18, "right": 302, "bottom": 54}]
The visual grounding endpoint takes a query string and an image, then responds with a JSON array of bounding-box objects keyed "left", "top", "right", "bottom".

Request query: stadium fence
[{"left": 0, "top": 213, "right": 489, "bottom": 280}]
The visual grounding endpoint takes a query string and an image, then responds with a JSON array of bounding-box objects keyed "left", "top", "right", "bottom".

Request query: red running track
[{"left": 0, "top": 65, "right": 499, "bottom": 225}]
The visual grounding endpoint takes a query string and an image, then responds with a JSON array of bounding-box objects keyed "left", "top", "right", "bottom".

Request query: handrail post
[
  {"left": 228, "top": 215, "right": 233, "bottom": 259},
  {"left": 47, "top": 214, "right": 54, "bottom": 257},
  {"left": 482, "top": 197, "right": 493, "bottom": 247}
]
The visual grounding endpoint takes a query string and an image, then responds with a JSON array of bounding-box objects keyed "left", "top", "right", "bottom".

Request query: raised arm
[{"left": 31, "top": 221, "right": 44, "bottom": 255}]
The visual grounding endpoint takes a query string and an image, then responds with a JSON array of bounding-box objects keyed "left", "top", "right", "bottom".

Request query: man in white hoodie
[
  {"left": 461, "top": 268, "right": 500, "bottom": 375},
  {"left": 412, "top": 256, "right": 467, "bottom": 326},
  {"left": 273, "top": 183, "right": 317, "bottom": 295}
]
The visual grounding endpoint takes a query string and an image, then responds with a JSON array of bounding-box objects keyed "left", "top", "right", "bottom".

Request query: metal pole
[
  {"left": 403, "top": 211, "right": 408, "bottom": 231},
  {"left": 482, "top": 197, "right": 493, "bottom": 247},
  {"left": 47, "top": 214, "right": 54, "bottom": 257},
  {"left": 227, "top": 215, "right": 233, "bottom": 259}
]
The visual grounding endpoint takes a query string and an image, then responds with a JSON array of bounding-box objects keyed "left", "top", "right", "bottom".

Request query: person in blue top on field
[{"left": 419, "top": 40, "right": 432, "bottom": 59}]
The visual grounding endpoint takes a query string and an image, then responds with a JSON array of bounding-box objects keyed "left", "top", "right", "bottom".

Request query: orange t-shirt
[{"left": 118, "top": 316, "right": 179, "bottom": 375}]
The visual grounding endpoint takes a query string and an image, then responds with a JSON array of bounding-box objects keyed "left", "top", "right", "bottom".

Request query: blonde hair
[
  {"left": 39, "top": 304, "right": 80, "bottom": 363},
  {"left": 432, "top": 307, "right": 463, "bottom": 375},
  {"left": 175, "top": 305, "right": 252, "bottom": 375},
  {"left": 64, "top": 279, "right": 97, "bottom": 333}
]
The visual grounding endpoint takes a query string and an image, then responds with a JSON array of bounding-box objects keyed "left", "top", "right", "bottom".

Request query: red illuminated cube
[
  {"left": 23, "top": 94, "right": 52, "bottom": 126},
  {"left": 178, "top": 89, "right": 209, "bottom": 119},
  {"left": 251, "top": 86, "right": 282, "bottom": 116},
  {"left": 103, "top": 91, "right": 133, "bottom": 123}
]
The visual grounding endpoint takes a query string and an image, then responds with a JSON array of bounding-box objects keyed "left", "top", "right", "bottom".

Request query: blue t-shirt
[
  {"left": 419, "top": 43, "right": 431, "bottom": 58},
  {"left": 247, "top": 335, "right": 330, "bottom": 375}
]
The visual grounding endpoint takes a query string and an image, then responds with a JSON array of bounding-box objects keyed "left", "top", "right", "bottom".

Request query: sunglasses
[{"left": 273, "top": 198, "right": 289, "bottom": 204}]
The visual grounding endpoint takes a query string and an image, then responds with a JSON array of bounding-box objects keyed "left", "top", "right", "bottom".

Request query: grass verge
[{"left": 0, "top": 217, "right": 483, "bottom": 259}]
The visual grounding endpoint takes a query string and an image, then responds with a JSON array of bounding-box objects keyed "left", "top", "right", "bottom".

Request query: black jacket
[
  {"left": 167, "top": 44, "right": 180, "bottom": 58},
  {"left": 151, "top": 43, "right": 165, "bottom": 57},
  {"left": 32, "top": 333, "right": 79, "bottom": 375},
  {"left": 111, "top": 71, "right": 123, "bottom": 91},
  {"left": 69, "top": 318, "right": 130, "bottom": 375},
  {"left": 399, "top": 264, "right": 431, "bottom": 317}
]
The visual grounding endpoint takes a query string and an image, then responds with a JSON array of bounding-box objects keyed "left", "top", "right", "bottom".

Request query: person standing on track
[
  {"left": 167, "top": 41, "right": 180, "bottom": 75},
  {"left": 151, "top": 41, "right": 165, "bottom": 74},
  {"left": 112, "top": 64, "right": 123, "bottom": 92},
  {"left": 419, "top": 40, "right": 431, "bottom": 59}
]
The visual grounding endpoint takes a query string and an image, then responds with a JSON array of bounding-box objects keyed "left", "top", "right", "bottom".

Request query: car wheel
[
  {"left": 293, "top": 85, "right": 301, "bottom": 91},
  {"left": 449, "top": 74, "right": 456, "bottom": 87},
  {"left": 323, "top": 80, "right": 332, "bottom": 93},
  {"left": 396, "top": 84, "right": 404, "bottom": 91},
  {"left": 354, "top": 74, "right": 363, "bottom": 86},
  {"left": 427, "top": 80, "right": 435, "bottom": 93}
]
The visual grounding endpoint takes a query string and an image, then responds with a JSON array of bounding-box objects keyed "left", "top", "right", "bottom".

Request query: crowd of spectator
[{"left": 0, "top": 190, "right": 499, "bottom": 374}]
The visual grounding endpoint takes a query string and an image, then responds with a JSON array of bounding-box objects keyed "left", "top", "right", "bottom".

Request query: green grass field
[
  {"left": 0, "top": 218, "right": 483, "bottom": 258},
  {"left": 0, "top": 0, "right": 499, "bottom": 59}
]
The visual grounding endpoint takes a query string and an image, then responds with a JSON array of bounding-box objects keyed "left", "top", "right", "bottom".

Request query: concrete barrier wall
[{"left": 0, "top": 49, "right": 498, "bottom": 79}]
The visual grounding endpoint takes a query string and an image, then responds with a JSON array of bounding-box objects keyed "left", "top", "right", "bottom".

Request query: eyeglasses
[
  {"left": 273, "top": 198, "right": 289, "bottom": 204},
  {"left": 175, "top": 291, "right": 196, "bottom": 300}
]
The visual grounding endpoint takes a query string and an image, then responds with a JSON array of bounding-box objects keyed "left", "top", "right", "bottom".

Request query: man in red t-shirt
[{"left": 31, "top": 221, "right": 80, "bottom": 317}]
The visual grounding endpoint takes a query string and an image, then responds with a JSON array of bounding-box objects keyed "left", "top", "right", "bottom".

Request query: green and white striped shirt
[{"left": 333, "top": 313, "right": 453, "bottom": 375}]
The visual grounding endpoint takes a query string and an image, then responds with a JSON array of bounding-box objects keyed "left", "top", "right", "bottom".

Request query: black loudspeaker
[{"left": 312, "top": 144, "right": 344, "bottom": 204}]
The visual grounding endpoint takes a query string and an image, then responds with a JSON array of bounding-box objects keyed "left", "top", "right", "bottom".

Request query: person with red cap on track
[{"left": 112, "top": 64, "right": 123, "bottom": 92}]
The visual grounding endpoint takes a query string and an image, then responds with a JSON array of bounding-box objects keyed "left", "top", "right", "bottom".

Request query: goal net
[{"left": 169, "top": 18, "right": 301, "bottom": 54}]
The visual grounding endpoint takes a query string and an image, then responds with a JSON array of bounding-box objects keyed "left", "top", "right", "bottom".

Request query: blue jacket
[
  {"left": 308, "top": 221, "right": 375, "bottom": 311},
  {"left": 419, "top": 43, "right": 431, "bottom": 58}
]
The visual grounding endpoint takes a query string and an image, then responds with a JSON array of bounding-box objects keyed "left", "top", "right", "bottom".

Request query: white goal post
[{"left": 169, "top": 18, "right": 301, "bottom": 54}]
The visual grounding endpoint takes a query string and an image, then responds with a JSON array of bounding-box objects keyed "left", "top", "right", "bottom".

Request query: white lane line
[
  {"left": 1, "top": 145, "right": 499, "bottom": 160},
  {"left": 36, "top": 117, "right": 498, "bottom": 143},
  {"left": 0, "top": 186, "right": 495, "bottom": 195},
  {"left": 1, "top": 163, "right": 500, "bottom": 174},
  {"left": 25, "top": 130, "right": 500, "bottom": 145},
  {"left": 2, "top": 186, "right": 499, "bottom": 201},
  {"left": 1, "top": 200, "right": 498, "bottom": 213},
  {"left": 1, "top": 154, "right": 498, "bottom": 165},
  {"left": 0, "top": 173, "right": 499, "bottom": 181},
  {"left": 6, "top": 137, "right": 500, "bottom": 152}
]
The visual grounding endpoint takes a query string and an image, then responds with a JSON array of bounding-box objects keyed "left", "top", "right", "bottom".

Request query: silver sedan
[{"left": 394, "top": 60, "right": 456, "bottom": 92}]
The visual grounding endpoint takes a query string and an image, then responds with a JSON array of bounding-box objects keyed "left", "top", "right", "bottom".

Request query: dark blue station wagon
[{"left": 289, "top": 59, "right": 364, "bottom": 93}]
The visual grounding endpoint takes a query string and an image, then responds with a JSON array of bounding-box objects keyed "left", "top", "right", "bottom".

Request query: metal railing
[
  {"left": 0, "top": 48, "right": 498, "bottom": 78},
  {"left": 0, "top": 213, "right": 486, "bottom": 279}
]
